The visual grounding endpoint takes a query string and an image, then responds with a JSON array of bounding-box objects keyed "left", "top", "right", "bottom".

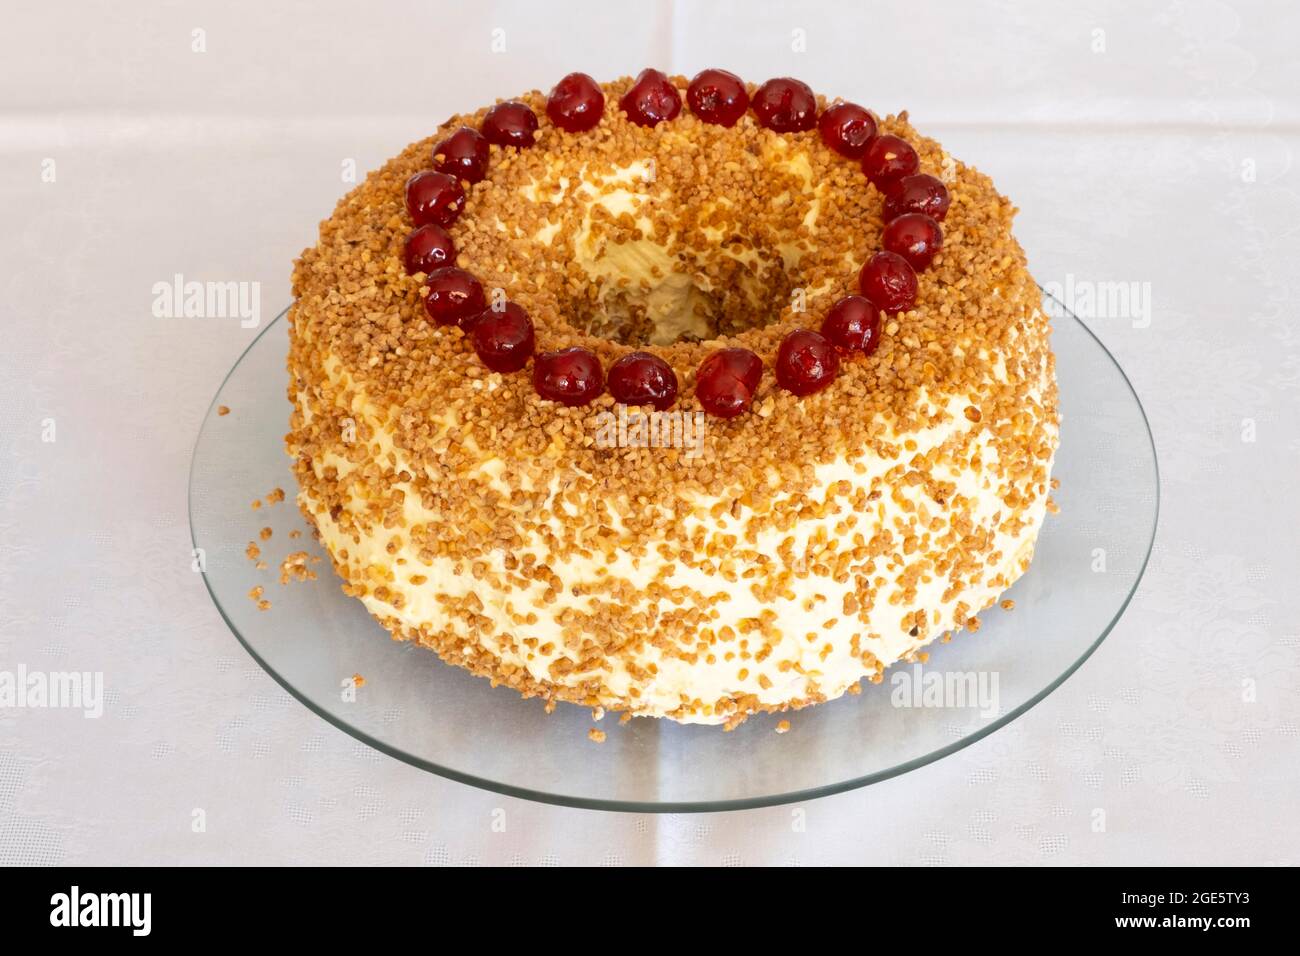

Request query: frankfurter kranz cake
[{"left": 287, "top": 70, "right": 1058, "bottom": 728}]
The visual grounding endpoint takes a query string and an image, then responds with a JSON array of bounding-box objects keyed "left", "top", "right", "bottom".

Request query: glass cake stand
[{"left": 189, "top": 291, "right": 1158, "bottom": 811}]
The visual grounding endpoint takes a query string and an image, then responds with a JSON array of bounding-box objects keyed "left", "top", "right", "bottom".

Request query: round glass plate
[{"left": 189, "top": 291, "right": 1158, "bottom": 811}]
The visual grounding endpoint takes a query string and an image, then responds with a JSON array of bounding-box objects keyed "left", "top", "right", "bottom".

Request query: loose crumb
[
  {"left": 775, "top": 719, "right": 791, "bottom": 734},
  {"left": 245, "top": 542, "right": 261, "bottom": 562},
  {"left": 257, "top": 599, "right": 272, "bottom": 611},
  {"left": 265, "top": 487, "right": 286, "bottom": 504},
  {"left": 352, "top": 673, "right": 366, "bottom": 688},
  {"left": 1001, "top": 599, "right": 1015, "bottom": 611},
  {"left": 217, "top": 405, "right": 230, "bottom": 416},
  {"left": 259, "top": 527, "right": 273, "bottom": 540},
  {"left": 280, "top": 551, "right": 317, "bottom": 585},
  {"left": 587, "top": 728, "right": 606, "bottom": 743},
  {"left": 250, "top": 499, "right": 261, "bottom": 510},
  {"left": 289, "top": 530, "right": 302, "bottom": 540}
]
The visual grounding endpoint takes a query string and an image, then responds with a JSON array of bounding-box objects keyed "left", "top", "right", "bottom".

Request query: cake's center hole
[
  {"left": 506, "top": 144, "right": 823, "bottom": 346},
  {"left": 568, "top": 233, "right": 801, "bottom": 346}
]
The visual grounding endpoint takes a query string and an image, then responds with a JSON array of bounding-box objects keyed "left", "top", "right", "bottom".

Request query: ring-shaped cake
[{"left": 287, "top": 71, "right": 1059, "bottom": 728}]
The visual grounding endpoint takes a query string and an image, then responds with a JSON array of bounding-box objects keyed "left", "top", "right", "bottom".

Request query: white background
[{"left": 2, "top": 0, "right": 1297, "bottom": 865}]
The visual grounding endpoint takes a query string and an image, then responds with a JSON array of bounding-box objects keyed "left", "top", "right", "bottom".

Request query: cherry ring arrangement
[{"left": 403, "top": 69, "right": 951, "bottom": 418}]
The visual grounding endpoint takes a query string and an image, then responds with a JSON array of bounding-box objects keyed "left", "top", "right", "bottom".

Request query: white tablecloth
[{"left": 2, "top": 0, "right": 1297, "bottom": 865}]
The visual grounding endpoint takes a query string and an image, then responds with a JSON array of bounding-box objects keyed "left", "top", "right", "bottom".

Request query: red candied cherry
[
  {"left": 619, "top": 69, "right": 682, "bottom": 127},
  {"left": 862, "top": 134, "right": 919, "bottom": 190},
  {"left": 775, "top": 329, "right": 840, "bottom": 396},
  {"left": 432, "top": 126, "right": 490, "bottom": 183},
  {"left": 882, "top": 213, "right": 943, "bottom": 271},
  {"left": 471, "top": 302, "right": 535, "bottom": 372},
  {"left": 423, "top": 267, "right": 486, "bottom": 327},
  {"left": 695, "top": 348, "right": 763, "bottom": 419},
  {"left": 752, "top": 77, "right": 818, "bottom": 132},
  {"left": 403, "top": 224, "right": 455, "bottom": 275},
  {"left": 482, "top": 101, "right": 539, "bottom": 149},
  {"left": 818, "top": 102, "right": 877, "bottom": 158},
  {"left": 821, "top": 295, "right": 882, "bottom": 355},
  {"left": 859, "top": 250, "right": 918, "bottom": 313},
  {"left": 883, "top": 173, "right": 951, "bottom": 222},
  {"left": 686, "top": 68, "right": 749, "bottom": 127},
  {"left": 405, "top": 171, "right": 465, "bottom": 228},
  {"left": 534, "top": 347, "right": 605, "bottom": 406},
  {"left": 547, "top": 72, "right": 605, "bottom": 132},
  {"left": 607, "top": 351, "right": 678, "bottom": 410}
]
